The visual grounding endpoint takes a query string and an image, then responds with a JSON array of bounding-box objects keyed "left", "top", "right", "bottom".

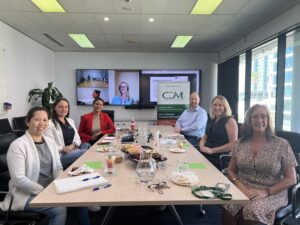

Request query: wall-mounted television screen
[
  {"left": 140, "top": 70, "right": 201, "bottom": 105},
  {"left": 76, "top": 69, "right": 140, "bottom": 106}
]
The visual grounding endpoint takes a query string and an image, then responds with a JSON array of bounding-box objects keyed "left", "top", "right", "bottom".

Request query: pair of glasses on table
[{"left": 148, "top": 182, "right": 170, "bottom": 194}]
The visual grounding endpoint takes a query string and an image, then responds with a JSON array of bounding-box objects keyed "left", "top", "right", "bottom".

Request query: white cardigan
[
  {"left": 45, "top": 118, "right": 81, "bottom": 154},
  {"left": 0, "top": 131, "right": 63, "bottom": 211}
]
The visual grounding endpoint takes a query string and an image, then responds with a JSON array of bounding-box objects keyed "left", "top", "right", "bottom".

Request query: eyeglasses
[
  {"left": 148, "top": 182, "right": 170, "bottom": 194},
  {"left": 251, "top": 114, "right": 268, "bottom": 120}
]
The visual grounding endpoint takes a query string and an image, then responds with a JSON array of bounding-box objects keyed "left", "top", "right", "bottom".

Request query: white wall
[
  {"left": 219, "top": 4, "right": 300, "bottom": 61},
  {"left": 55, "top": 52, "right": 218, "bottom": 126},
  {"left": 0, "top": 20, "right": 55, "bottom": 123}
]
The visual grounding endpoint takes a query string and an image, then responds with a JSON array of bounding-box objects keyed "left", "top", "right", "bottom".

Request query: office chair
[
  {"left": 102, "top": 110, "right": 115, "bottom": 123},
  {"left": 281, "top": 182, "right": 300, "bottom": 225},
  {"left": 0, "top": 119, "right": 13, "bottom": 135},
  {"left": 0, "top": 133, "right": 45, "bottom": 225},
  {"left": 12, "top": 116, "right": 27, "bottom": 132}
]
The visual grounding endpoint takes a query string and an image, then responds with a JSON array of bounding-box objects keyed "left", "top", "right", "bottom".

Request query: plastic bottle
[{"left": 130, "top": 117, "right": 136, "bottom": 131}]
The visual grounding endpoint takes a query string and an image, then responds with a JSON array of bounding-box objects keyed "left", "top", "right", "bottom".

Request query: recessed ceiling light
[
  {"left": 171, "top": 36, "right": 193, "bottom": 48},
  {"left": 149, "top": 18, "right": 154, "bottom": 22},
  {"left": 68, "top": 34, "right": 95, "bottom": 48},
  {"left": 104, "top": 17, "right": 110, "bottom": 21},
  {"left": 191, "top": 0, "right": 222, "bottom": 15},
  {"left": 31, "top": 0, "right": 66, "bottom": 13}
]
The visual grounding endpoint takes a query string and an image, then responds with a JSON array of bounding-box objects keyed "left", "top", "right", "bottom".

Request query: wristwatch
[{"left": 231, "top": 177, "right": 239, "bottom": 182}]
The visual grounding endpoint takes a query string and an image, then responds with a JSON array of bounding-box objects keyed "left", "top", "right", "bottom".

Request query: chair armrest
[
  {"left": 219, "top": 153, "right": 232, "bottom": 171},
  {"left": 292, "top": 182, "right": 300, "bottom": 219},
  {"left": 0, "top": 190, "right": 14, "bottom": 223}
]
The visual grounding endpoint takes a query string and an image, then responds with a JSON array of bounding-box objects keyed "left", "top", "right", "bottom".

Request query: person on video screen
[
  {"left": 112, "top": 81, "right": 134, "bottom": 105},
  {"left": 92, "top": 90, "right": 101, "bottom": 99}
]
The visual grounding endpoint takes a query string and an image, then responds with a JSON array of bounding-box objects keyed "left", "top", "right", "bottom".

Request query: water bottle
[{"left": 130, "top": 117, "right": 136, "bottom": 131}]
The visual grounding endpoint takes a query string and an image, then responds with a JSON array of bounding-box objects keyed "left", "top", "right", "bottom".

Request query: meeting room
[{"left": 0, "top": 1, "right": 300, "bottom": 225}]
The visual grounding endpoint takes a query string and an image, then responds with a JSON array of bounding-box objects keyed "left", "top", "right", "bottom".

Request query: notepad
[{"left": 53, "top": 173, "right": 108, "bottom": 194}]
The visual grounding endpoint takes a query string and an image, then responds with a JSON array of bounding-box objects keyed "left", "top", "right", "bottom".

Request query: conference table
[{"left": 30, "top": 125, "right": 248, "bottom": 225}]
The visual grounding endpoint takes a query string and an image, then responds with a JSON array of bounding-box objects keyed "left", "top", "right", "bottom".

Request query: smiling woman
[
  {"left": 79, "top": 97, "right": 116, "bottom": 145},
  {"left": 199, "top": 95, "right": 238, "bottom": 170},
  {"left": 223, "top": 104, "right": 298, "bottom": 225}
]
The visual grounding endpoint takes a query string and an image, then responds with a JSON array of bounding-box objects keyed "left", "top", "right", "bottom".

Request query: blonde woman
[{"left": 199, "top": 95, "right": 238, "bottom": 170}]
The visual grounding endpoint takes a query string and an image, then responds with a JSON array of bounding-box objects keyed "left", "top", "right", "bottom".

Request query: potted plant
[{"left": 28, "top": 82, "right": 63, "bottom": 113}]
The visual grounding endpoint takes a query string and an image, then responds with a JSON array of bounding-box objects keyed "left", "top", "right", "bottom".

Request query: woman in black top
[{"left": 199, "top": 95, "right": 238, "bottom": 170}]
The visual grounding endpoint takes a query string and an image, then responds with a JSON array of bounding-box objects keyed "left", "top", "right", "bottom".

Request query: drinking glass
[
  {"left": 104, "top": 153, "right": 116, "bottom": 176},
  {"left": 176, "top": 161, "right": 188, "bottom": 173}
]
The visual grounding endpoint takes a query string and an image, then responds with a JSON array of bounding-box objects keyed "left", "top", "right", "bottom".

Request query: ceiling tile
[
  {"left": 117, "top": 14, "right": 141, "bottom": 34},
  {"left": 160, "top": 15, "right": 186, "bottom": 35},
  {"left": 165, "top": 0, "right": 196, "bottom": 14},
  {"left": 140, "top": 15, "right": 164, "bottom": 35},
  {"left": 214, "top": 0, "right": 252, "bottom": 14},
  {"left": 141, "top": 0, "right": 168, "bottom": 14}
]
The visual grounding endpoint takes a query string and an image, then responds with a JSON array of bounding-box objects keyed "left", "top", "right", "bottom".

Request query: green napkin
[
  {"left": 183, "top": 143, "right": 190, "bottom": 148},
  {"left": 188, "top": 163, "right": 206, "bottom": 169},
  {"left": 85, "top": 162, "right": 102, "bottom": 169}
]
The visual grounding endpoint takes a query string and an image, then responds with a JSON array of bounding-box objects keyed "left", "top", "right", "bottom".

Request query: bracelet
[{"left": 72, "top": 142, "right": 78, "bottom": 149}]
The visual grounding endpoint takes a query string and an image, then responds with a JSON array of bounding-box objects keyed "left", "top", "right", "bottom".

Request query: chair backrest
[
  {"left": 0, "top": 119, "right": 13, "bottom": 135},
  {"left": 0, "top": 133, "right": 18, "bottom": 198},
  {"left": 102, "top": 110, "right": 114, "bottom": 123},
  {"left": 12, "top": 116, "right": 27, "bottom": 131},
  {"left": 276, "top": 130, "right": 300, "bottom": 175}
]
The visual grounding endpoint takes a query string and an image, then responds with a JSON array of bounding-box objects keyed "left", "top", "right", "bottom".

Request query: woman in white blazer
[
  {"left": 0, "top": 107, "right": 66, "bottom": 224},
  {"left": 45, "top": 98, "right": 89, "bottom": 169},
  {"left": 0, "top": 106, "right": 91, "bottom": 225}
]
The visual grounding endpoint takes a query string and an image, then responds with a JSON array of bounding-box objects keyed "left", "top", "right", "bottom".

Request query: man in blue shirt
[{"left": 175, "top": 92, "right": 207, "bottom": 149}]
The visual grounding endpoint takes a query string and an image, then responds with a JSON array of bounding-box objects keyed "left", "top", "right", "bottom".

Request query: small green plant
[{"left": 28, "top": 82, "right": 63, "bottom": 113}]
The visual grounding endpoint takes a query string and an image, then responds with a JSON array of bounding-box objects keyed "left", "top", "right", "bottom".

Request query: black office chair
[
  {"left": 0, "top": 119, "right": 13, "bottom": 135},
  {"left": 102, "top": 110, "right": 115, "bottom": 123},
  {"left": 12, "top": 116, "right": 27, "bottom": 132},
  {"left": 281, "top": 182, "right": 300, "bottom": 225},
  {"left": 273, "top": 130, "right": 300, "bottom": 225},
  {"left": 0, "top": 133, "right": 45, "bottom": 225}
]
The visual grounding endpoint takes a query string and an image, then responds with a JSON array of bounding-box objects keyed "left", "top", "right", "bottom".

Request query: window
[
  {"left": 250, "top": 40, "right": 278, "bottom": 124},
  {"left": 283, "top": 30, "right": 300, "bottom": 132},
  {"left": 238, "top": 54, "right": 246, "bottom": 123}
]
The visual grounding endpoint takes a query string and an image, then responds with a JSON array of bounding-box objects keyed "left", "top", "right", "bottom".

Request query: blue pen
[
  {"left": 92, "top": 183, "right": 112, "bottom": 191},
  {"left": 82, "top": 175, "right": 101, "bottom": 181}
]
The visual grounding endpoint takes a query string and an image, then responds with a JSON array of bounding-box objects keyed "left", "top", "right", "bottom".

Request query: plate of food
[
  {"left": 121, "top": 144, "right": 142, "bottom": 155},
  {"left": 171, "top": 171, "right": 199, "bottom": 186},
  {"left": 96, "top": 146, "right": 111, "bottom": 152},
  {"left": 169, "top": 148, "right": 186, "bottom": 153},
  {"left": 127, "top": 153, "right": 167, "bottom": 164}
]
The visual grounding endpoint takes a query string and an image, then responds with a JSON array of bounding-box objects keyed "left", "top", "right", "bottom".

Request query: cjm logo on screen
[{"left": 162, "top": 91, "right": 183, "bottom": 99}]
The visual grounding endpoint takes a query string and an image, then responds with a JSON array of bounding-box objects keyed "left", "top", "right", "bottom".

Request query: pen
[
  {"left": 92, "top": 184, "right": 112, "bottom": 191},
  {"left": 82, "top": 175, "right": 101, "bottom": 181}
]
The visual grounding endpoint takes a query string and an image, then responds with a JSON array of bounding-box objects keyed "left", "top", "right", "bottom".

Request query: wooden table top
[{"left": 30, "top": 125, "right": 248, "bottom": 207}]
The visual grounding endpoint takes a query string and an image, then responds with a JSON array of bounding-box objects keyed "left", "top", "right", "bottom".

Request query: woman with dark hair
[
  {"left": 45, "top": 98, "right": 89, "bottom": 169},
  {"left": 79, "top": 97, "right": 115, "bottom": 145},
  {"left": 0, "top": 106, "right": 90, "bottom": 225},
  {"left": 223, "top": 104, "right": 298, "bottom": 225},
  {"left": 111, "top": 81, "right": 134, "bottom": 105},
  {"left": 199, "top": 95, "right": 238, "bottom": 170}
]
